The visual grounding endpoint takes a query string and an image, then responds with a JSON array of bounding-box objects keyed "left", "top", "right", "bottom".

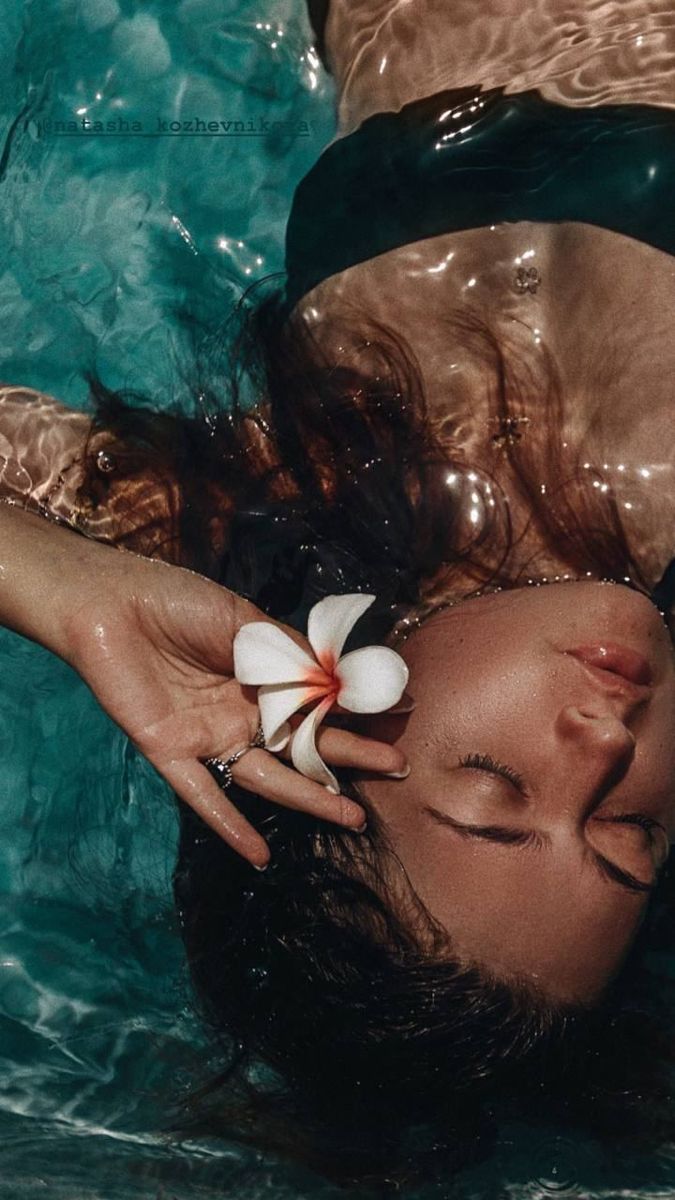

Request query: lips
[
  {"left": 564, "top": 644, "right": 653, "bottom": 710},
  {"left": 565, "top": 643, "right": 653, "bottom": 686}
]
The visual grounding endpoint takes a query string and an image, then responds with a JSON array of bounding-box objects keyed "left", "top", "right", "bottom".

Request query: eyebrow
[{"left": 423, "top": 806, "right": 655, "bottom": 895}]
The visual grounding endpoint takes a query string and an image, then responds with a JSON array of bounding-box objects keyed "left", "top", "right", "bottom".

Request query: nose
[{"left": 556, "top": 704, "right": 637, "bottom": 777}]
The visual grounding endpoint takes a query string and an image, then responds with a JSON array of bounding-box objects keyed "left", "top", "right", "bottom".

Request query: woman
[{"left": 3, "top": 0, "right": 675, "bottom": 1187}]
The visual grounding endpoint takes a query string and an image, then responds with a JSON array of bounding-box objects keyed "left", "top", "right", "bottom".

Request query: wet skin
[{"left": 359, "top": 582, "right": 675, "bottom": 1003}]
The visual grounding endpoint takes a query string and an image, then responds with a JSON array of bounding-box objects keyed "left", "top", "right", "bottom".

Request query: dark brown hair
[
  {"left": 76, "top": 279, "right": 673, "bottom": 1188},
  {"left": 77, "top": 276, "right": 647, "bottom": 606}
]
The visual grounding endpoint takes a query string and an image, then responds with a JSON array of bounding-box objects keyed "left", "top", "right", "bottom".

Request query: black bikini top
[{"left": 283, "top": 86, "right": 675, "bottom": 316}]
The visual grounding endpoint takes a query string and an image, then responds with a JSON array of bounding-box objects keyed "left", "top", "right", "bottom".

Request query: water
[
  {"left": 0, "top": 1, "right": 339, "bottom": 1195},
  {"left": 1, "top": 1, "right": 675, "bottom": 1196}
]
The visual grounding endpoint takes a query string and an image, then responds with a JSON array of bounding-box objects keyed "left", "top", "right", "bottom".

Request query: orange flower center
[{"left": 306, "top": 650, "right": 341, "bottom": 702}]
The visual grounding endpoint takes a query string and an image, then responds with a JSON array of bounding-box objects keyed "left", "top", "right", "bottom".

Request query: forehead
[
  {"left": 397, "top": 589, "right": 552, "bottom": 671},
  {"left": 397, "top": 580, "right": 664, "bottom": 653}
]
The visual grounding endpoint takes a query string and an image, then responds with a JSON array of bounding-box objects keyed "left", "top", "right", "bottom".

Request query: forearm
[{"left": 0, "top": 501, "right": 129, "bottom": 664}]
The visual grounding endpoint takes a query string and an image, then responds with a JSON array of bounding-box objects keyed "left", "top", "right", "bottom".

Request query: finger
[
  {"left": 319, "top": 726, "right": 410, "bottom": 776},
  {"left": 160, "top": 757, "right": 271, "bottom": 869},
  {"left": 232, "top": 749, "right": 367, "bottom": 828},
  {"left": 279, "top": 719, "right": 410, "bottom": 777}
]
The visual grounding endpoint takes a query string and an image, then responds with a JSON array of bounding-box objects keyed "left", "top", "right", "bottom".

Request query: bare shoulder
[
  {"left": 0, "top": 385, "right": 181, "bottom": 561},
  {"left": 0, "top": 384, "right": 93, "bottom": 515},
  {"left": 0, "top": 383, "right": 93, "bottom": 452}
]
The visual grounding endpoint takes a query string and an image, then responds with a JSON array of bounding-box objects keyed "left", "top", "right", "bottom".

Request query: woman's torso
[
  {"left": 289, "top": 219, "right": 675, "bottom": 589},
  {"left": 3, "top": 2, "right": 675, "bottom": 590},
  {"left": 323, "top": 0, "right": 675, "bottom": 137},
  {"left": 288, "top": 0, "right": 675, "bottom": 589}
]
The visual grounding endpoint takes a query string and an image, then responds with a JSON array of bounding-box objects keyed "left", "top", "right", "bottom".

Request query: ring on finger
[
  {"left": 249, "top": 722, "right": 266, "bottom": 750},
  {"left": 203, "top": 722, "right": 267, "bottom": 789}
]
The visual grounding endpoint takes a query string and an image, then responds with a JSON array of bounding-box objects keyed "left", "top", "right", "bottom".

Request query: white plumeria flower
[{"left": 232, "top": 594, "right": 409, "bottom": 793}]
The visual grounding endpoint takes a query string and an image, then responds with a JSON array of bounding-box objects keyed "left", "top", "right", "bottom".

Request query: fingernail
[
  {"left": 253, "top": 861, "right": 269, "bottom": 872},
  {"left": 344, "top": 804, "right": 366, "bottom": 826},
  {"left": 384, "top": 765, "right": 411, "bottom": 779},
  {"left": 355, "top": 819, "right": 368, "bottom": 833}
]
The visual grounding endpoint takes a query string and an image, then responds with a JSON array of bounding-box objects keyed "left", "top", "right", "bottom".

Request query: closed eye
[
  {"left": 443, "top": 757, "right": 665, "bottom": 894},
  {"left": 423, "top": 807, "right": 657, "bottom": 895},
  {"left": 424, "top": 807, "right": 545, "bottom": 848},
  {"left": 592, "top": 851, "right": 655, "bottom": 894},
  {"left": 591, "top": 813, "right": 670, "bottom": 885},
  {"left": 597, "top": 812, "right": 667, "bottom": 844},
  {"left": 458, "top": 752, "right": 528, "bottom": 795}
]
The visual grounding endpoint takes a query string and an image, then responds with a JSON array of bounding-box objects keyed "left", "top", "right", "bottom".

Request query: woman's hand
[{"left": 53, "top": 535, "right": 408, "bottom": 869}]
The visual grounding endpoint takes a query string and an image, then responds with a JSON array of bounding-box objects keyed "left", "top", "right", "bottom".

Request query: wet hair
[
  {"left": 169, "top": 783, "right": 675, "bottom": 1189},
  {"left": 76, "top": 279, "right": 675, "bottom": 1186},
  {"left": 77, "top": 275, "right": 648, "bottom": 615}
]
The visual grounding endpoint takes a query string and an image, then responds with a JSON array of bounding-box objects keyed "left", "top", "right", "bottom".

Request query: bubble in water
[{"left": 528, "top": 1133, "right": 594, "bottom": 1194}]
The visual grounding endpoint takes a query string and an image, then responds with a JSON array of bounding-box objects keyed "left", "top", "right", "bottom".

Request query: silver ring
[
  {"left": 204, "top": 723, "right": 267, "bottom": 789},
  {"left": 250, "top": 722, "right": 266, "bottom": 750}
]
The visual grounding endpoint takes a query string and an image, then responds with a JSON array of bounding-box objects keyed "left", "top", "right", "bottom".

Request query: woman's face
[{"left": 359, "top": 582, "right": 675, "bottom": 1003}]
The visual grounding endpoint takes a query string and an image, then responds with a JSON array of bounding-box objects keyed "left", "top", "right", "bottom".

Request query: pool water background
[{"left": 1, "top": 1, "right": 675, "bottom": 1196}]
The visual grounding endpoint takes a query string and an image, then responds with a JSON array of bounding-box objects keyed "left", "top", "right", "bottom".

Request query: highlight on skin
[{"left": 360, "top": 580, "right": 675, "bottom": 1005}]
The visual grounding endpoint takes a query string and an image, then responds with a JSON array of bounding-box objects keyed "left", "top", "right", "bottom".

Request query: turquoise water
[
  {"left": 0, "top": 2, "right": 336, "bottom": 1195},
  {"left": 1, "top": 2, "right": 675, "bottom": 1197}
]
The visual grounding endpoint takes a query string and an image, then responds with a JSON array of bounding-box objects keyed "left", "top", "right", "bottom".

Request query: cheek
[
  {"left": 654, "top": 724, "right": 675, "bottom": 788},
  {"left": 414, "top": 662, "right": 553, "bottom": 748}
]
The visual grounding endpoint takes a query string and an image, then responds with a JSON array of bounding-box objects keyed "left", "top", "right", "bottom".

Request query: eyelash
[
  {"left": 458, "top": 752, "right": 526, "bottom": 792},
  {"left": 456, "top": 761, "right": 669, "bottom": 851},
  {"left": 605, "top": 813, "right": 665, "bottom": 846}
]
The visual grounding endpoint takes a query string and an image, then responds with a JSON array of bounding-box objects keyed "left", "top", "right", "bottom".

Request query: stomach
[{"left": 324, "top": 0, "right": 675, "bottom": 136}]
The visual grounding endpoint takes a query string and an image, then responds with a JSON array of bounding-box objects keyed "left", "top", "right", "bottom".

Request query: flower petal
[
  {"left": 290, "top": 696, "right": 339, "bottom": 793},
  {"left": 307, "top": 594, "right": 375, "bottom": 670},
  {"left": 258, "top": 682, "right": 328, "bottom": 750},
  {"left": 233, "top": 622, "right": 317, "bottom": 685},
  {"left": 336, "top": 646, "right": 409, "bottom": 713},
  {"left": 265, "top": 721, "right": 291, "bottom": 754}
]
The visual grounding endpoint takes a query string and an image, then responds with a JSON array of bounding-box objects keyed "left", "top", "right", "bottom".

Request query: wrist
[{"left": 0, "top": 502, "right": 131, "bottom": 665}]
